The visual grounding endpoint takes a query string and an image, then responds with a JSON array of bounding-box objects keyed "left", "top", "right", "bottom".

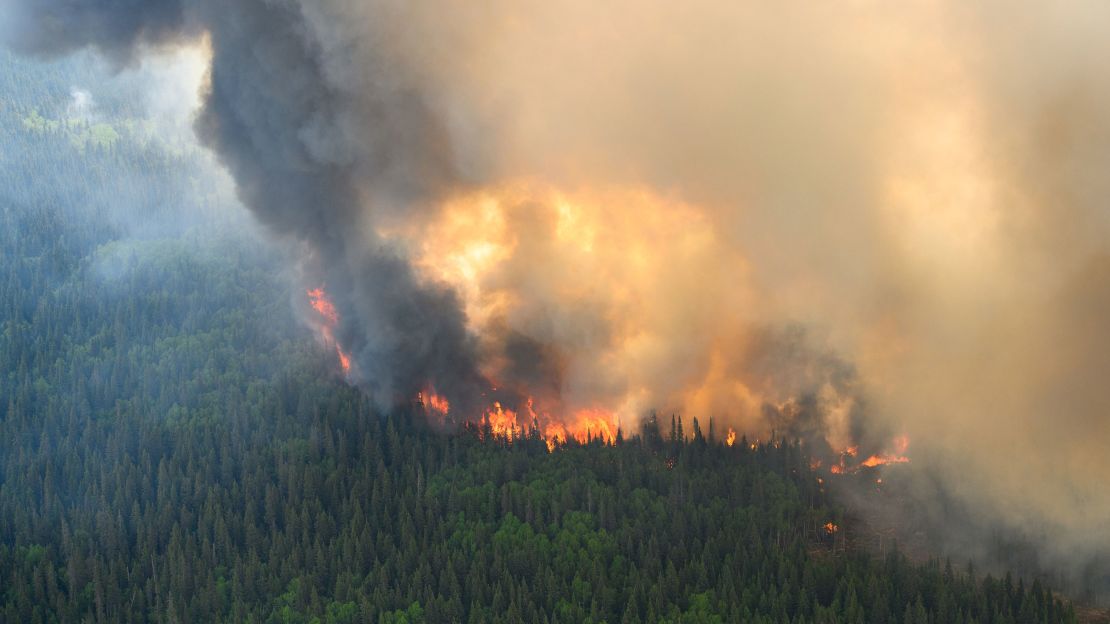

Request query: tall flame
[
  {"left": 419, "top": 389, "right": 619, "bottom": 451},
  {"left": 306, "top": 287, "right": 352, "bottom": 375},
  {"left": 379, "top": 182, "right": 760, "bottom": 436},
  {"left": 368, "top": 181, "right": 901, "bottom": 457},
  {"left": 485, "top": 401, "right": 519, "bottom": 438},
  {"left": 418, "top": 389, "right": 451, "bottom": 419}
]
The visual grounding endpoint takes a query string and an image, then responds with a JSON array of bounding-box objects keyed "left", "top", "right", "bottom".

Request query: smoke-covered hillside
[
  {"left": 0, "top": 51, "right": 1095, "bottom": 623},
  {"left": 5, "top": 3, "right": 1110, "bottom": 604}
]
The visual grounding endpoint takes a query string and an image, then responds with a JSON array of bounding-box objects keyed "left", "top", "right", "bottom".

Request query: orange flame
[
  {"left": 427, "top": 394, "right": 450, "bottom": 415},
  {"left": 485, "top": 401, "right": 519, "bottom": 438},
  {"left": 544, "top": 422, "right": 568, "bottom": 452},
  {"left": 725, "top": 428, "right": 737, "bottom": 447},
  {"left": 860, "top": 453, "right": 911, "bottom": 468},
  {"left": 306, "top": 287, "right": 352, "bottom": 375},
  {"left": 567, "top": 407, "right": 617, "bottom": 444},
  {"left": 859, "top": 435, "right": 911, "bottom": 467},
  {"left": 823, "top": 435, "right": 911, "bottom": 474},
  {"left": 418, "top": 389, "right": 450, "bottom": 418},
  {"left": 306, "top": 288, "right": 338, "bottom": 324},
  {"left": 415, "top": 387, "right": 618, "bottom": 450},
  {"left": 824, "top": 522, "right": 839, "bottom": 535}
]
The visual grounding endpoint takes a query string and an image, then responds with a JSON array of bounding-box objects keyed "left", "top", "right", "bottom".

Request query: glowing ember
[
  {"left": 824, "top": 522, "right": 839, "bottom": 535},
  {"left": 725, "top": 428, "right": 737, "bottom": 447},
  {"left": 306, "top": 287, "right": 352, "bottom": 375}
]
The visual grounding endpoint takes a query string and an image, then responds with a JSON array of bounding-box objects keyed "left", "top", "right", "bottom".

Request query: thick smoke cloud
[
  {"left": 6, "top": 0, "right": 1110, "bottom": 596},
  {"left": 191, "top": 1, "right": 487, "bottom": 411},
  {"left": 2, "top": 0, "right": 488, "bottom": 412},
  {"left": 1, "top": 0, "right": 196, "bottom": 62}
]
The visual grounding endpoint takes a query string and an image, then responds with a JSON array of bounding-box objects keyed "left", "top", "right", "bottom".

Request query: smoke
[
  {"left": 3, "top": 0, "right": 489, "bottom": 412},
  {"left": 6, "top": 0, "right": 1110, "bottom": 595}
]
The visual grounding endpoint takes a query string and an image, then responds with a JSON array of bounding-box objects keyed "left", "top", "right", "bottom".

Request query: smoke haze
[{"left": 5, "top": 0, "right": 1110, "bottom": 594}]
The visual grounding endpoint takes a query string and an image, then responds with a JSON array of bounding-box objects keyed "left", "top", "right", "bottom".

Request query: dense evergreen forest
[{"left": 0, "top": 52, "right": 1082, "bottom": 623}]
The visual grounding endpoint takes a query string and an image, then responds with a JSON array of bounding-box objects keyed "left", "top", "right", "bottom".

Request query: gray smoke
[{"left": 2, "top": 0, "right": 488, "bottom": 413}]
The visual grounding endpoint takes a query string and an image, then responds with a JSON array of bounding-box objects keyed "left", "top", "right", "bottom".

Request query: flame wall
[{"left": 6, "top": 0, "right": 1110, "bottom": 585}]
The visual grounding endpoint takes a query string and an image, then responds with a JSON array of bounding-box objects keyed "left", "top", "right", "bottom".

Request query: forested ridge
[{"left": 0, "top": 51, "right": 1081, "bottom": 624}]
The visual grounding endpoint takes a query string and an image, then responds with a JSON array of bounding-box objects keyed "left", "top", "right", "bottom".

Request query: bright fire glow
[
  {"left": 419, "top": 390, "right": 619, "bottom": 451},
  {"left": 306, "top": 287, "right": 352, "bottom": 375},
  {"left": 544, "top": 422, "right": 568, "bottom": 452},
  {"left": 860, "top": 434, "right": 911, "bottom": 467},
  {"left": 485, "top": 401, "right": 519, "bottom": 438},
  {"left": 379, "top": 181, "right": 766, "bottom": 441},
  {"left": 825, "top": 435, "right": 911, "bottom": 474},
  {"left": 570, "top": 407, "right": 617, "bottom": 444},
  {"left": 322, "top": 179, "right": 914, "bottom": 460},
  {"left": 860, "top": 454, "right": 911, "bottom": 468},
  {"left": 418, "top": 389, "right": 450, "bottom": 419}
]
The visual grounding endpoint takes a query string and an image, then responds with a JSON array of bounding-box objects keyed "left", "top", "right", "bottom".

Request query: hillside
[{"left": 0, "top": 48, "right": 1087, "bottom": 624}]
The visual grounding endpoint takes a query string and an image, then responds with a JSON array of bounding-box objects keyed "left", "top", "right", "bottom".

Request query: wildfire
[
  {"left": 824, "top": 522, "right": 839, "bottom": 535},
  {"left": 418, "top": 389, "right": 450, "bottom": 418},
  {"left": 485, "top": 401, "right": 519, "bottom": 438},
  {"left": 859, "top": 435, "right": 911, "bottom": 467},
  {"left": 544, "top": 422, "right": 568, "bottom": 452},
  {"left": 306, "top": 287, "right": 352, "bottom": 375},
  {"left": 570, "top": 407, "right": 618, "bottom": 444},
  {"left": 860, "top": 454, "right": 910, "bottom": 468},
  {"left": 725, "top": 428, "right": 737, "bottom": 447},
  {"left": 824, "top": 435, "right": 911, "bottom": 474},
  {"left": 418, "top": 388, "right": 619, "bottom": 451},
  {"left": 377, "top": 181, "right": 764, "bottom": 437}
]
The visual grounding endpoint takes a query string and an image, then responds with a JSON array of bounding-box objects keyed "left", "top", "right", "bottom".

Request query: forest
[{"left": 0, "top": 51, "right": 1084, "bottom": 624}]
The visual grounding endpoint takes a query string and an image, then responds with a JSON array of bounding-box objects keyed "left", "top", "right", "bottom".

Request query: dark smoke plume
[{"left": 2, "top": 0, "right": 487, "bottom": 413}]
